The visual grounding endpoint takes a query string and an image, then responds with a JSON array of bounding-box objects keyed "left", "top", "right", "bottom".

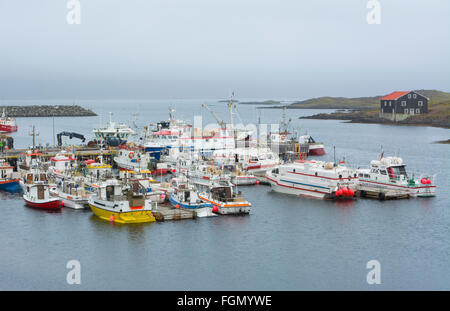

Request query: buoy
[
  {"left": 60, "top": 201, "right": 64, "bottom": 207},
  {"left": 109, "top": 215, "right": 115, "bottom": 222},
  {"left": 176, "top": 204, "right": 180, "bottom": 209},
  {"left": 348, "top": 188, "right": 355, "bottom": 197},
  {"left": 342, "top": 187, "right": 349, "bottom": 197},
  {"left": 256, "top": 180, "right": 260, "bottom": 185},
  {"left": 421, "top": 178, "right": 427, "bottom": 184},
  {"left": 336, "top": 189, "right": 342, "bottom": 196},
  {"left": 212, "top": 206, "right": 219, "bottom": 213},
  {"left": 160, "top": 194, "right": 165, "bottom": 199}
]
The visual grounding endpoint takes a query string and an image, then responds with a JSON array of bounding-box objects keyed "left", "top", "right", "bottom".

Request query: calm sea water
[{"left": 1, "top": 99, "right": 449, "bottom": 290}]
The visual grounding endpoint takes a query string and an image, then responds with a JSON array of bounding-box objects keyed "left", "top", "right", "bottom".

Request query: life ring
[{"left": 128, "top": 152, "right": 135, "bottom": 159}]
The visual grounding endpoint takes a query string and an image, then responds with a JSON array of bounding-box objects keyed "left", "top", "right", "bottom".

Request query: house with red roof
[{"left": 380, "top": 91, "right": 429, "bottom": 121}]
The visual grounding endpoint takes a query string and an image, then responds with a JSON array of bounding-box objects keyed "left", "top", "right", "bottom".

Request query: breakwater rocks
[{"left": 1, "top": 105, "right": 97, "bottom": 117}]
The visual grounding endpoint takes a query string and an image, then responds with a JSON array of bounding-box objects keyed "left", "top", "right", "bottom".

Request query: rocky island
[{"left": 0, "top": 105, "right": 97, "bottom": 117}]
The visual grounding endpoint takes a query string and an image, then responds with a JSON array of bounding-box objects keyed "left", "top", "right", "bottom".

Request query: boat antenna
[
  {"left": 52, "top": 114, "right": 55, "bottom": 147},
  {"left": 333, "top": 146, "right": 336, "bottom": 165},
  {"left": 257, "top": 108, "right": 261, "bottom": 149}
]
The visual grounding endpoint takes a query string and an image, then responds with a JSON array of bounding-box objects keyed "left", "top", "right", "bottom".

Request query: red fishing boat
[
  {"left": 0, "top": 108, "right": 18, "bottom": 133},
  {"left": 22, "top": 172, "right": 62, "bottom": 210}
]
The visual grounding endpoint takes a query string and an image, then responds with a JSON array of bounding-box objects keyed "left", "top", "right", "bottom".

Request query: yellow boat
[{"left": 88, "top": 179, "right": 156, "bottom": 224}]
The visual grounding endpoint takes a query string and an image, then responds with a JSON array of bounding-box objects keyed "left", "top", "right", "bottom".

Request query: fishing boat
[
  {"left": 168, "top": 177, "right": 216, "bottom": 217},
  {"left": 213, "top": 147, "right": 279, "bottom": 175},
  {"left": 143, "top": 107, "right": 240, "bottom": 157},
  {"left": 0, "top": 108, "right": 18, "bottom": 133},
  {"left": 0, "top": 160, "right": 21, "bottom": 193},
  {"left": 299, "top": 135, "right": 326, "bottom": 156},
  {"left": 266, "top": 106, "right": 325, "bottom": 156},
  {"left": 22, "top": 171, "right": 61, "bottom": 210},
  {"left": 230, "top": 169, "right": 257, "bottom": 186},
  {"left": 47, "top": 151, "right": 77, "bottom": 180},
  {"left": 119, "top": 170, "right": 167, "bottom": 203},
  {"left": 92, "top": 112, "right": 135, "bottom": 146},
  {"left": 81, "top": 158, "right": 114, "bottom": 191},
  {"left": 265, "top": 160, "right": 358, "bottom": 199},
  {"left": 356, "top": 156, "right": 436, "bottom": 199},
  {"left": 17, "top": 150, "right": 45, "bottom": 173},
  {"left": 88, "top": 179, "right": 156, "bottom": 224},
  {"left": 52, "top": 179, "right": 90, "bottom": 209},
  {"left": 114, "top": 147, "right": 170, "bottom": 175},
  {"left": 199, "top": 179, "right": 251, "bottom": 215},
  {"left": 186, "top": 163, "right": 231, "bottom": 188}
]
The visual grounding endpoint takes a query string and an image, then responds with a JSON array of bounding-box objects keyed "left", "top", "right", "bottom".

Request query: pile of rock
[{"left": 0, "top": 105, "right": 97, "bottom": 117}]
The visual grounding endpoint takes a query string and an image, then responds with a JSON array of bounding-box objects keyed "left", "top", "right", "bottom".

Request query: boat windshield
[{"left": 390, "top": 165, "right": 407, "bottom": 178}]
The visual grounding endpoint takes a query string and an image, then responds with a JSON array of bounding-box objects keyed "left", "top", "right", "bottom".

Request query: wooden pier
[{"left": 152, "top": 204, "right": 196, "bottom": 221}]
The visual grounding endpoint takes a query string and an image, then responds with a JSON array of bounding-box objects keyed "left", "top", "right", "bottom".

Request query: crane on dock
[{"left": 57, "top": 131, "right": 86, "bottom": 147}]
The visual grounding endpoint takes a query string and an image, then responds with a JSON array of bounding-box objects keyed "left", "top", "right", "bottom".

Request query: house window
[
  {"left": 389, "top": 101, "right": 391, "bottom": 106},
  {"left": 418, "top": 101, "right": 423, "bottom": 106},
  {"left": 384, "top": 102, "right": 387, "bottom": 106},
  {"left": 413, "top": 94, "right": 417, "bottom": 99},
  {"left": 416, "top": 108, "right": 420, "bottom": 113},
  {"left": 401, "top": 101, "right": 406, "bottom": 106},
  {"left": 408, "top": 94, "right": 411, "bottom": 99},
  {"left": 404, "top": 109, "right": 408, "bottom": 114}
]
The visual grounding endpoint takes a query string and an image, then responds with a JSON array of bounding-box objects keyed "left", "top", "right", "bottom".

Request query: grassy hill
[
  {"left": 289, "top": 89, "right": 450, "bottom": 109},
  {"left": 300, "top": 99, "right": 450, "bottom": 129}
]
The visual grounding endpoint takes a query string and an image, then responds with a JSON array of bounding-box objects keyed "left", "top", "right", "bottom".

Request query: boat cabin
[{"left": 0, "top": 160, "right": 16, "bottom": 180}]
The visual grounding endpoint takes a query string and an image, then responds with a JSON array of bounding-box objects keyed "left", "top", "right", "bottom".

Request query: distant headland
[{"left": 1, "top": 105, "right": 97, "bottom": 117}]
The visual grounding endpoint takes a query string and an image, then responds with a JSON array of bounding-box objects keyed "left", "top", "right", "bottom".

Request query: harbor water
[{"left": 1, "top": 99, "right": 449, "bottom": 290}]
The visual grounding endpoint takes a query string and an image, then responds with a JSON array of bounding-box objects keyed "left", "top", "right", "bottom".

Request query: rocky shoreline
[
  {"left": 1, "top": 105, "right": 97, "bottom": 117},
  {"left": 300, "top": 110, "right": 450, "bottom": 129}
]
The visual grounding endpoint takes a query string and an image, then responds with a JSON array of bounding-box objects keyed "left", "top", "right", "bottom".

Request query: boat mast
[
  {"left": 29, "top": 125, "right": 39, "bottom": 151},
  {"left": 228, "top": 92, "right": 234, "bottom": 131}
]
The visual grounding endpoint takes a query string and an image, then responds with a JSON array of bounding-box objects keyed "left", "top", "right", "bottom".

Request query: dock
[
  {"left": 152, "top": 204, "right": 196, "bottom": 221},
  {"left": 0, "top": 146, "right": 117, "bottom": 167}
]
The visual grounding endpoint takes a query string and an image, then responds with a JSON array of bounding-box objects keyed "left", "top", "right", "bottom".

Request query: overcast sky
[{"left": 0, "top": 0, "right": 449, "bottom": 100}]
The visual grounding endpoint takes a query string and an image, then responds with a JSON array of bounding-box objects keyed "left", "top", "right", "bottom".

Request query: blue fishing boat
[{"left": 0, "top": 160, "right": 22, "bottom": 193}]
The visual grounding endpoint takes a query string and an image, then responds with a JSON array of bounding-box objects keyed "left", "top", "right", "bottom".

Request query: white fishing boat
[
  {"left": 198, "top": 179, "right": 251, "bottom": 215},
  {"left": 52, "top": 178, "right": 90, "bottom": 209},
  {"left": 357, "top": 156, "right": 436, "bottom": 199},
  {"left": 265, "top": 160, "right": 358, "bottom": 199},
  {"left": 92, "top": 112, "right": 135, "bottom": 146},
  {"left": 168, "top": 177, "right": 216, "bottom": 217},
  {"left": 186, "top": 163, "right": 231, "bottom": 189},
  {"left": 230, "top": 169, "right": 257, "bottom": 186},
  {"left": 88, "top": 179, "right": 156, "bottom": 224},
  {"left": 81, "top": 157, "right": 114, "bottom": 189},
  {"left": 47, "top": 151, "right": 76, "bottom": 180},
  {"left": 114, "top": 148, "right": 152, "bottom": 171},
  {"left": 17, "top": 150, "right": 46, "bottom": 173},
  {"left": 119, "top": 170, "right": 167, "bottom": 203},
  {"left": 213, "top": 147, "right": 279, "bottom": 175}
]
